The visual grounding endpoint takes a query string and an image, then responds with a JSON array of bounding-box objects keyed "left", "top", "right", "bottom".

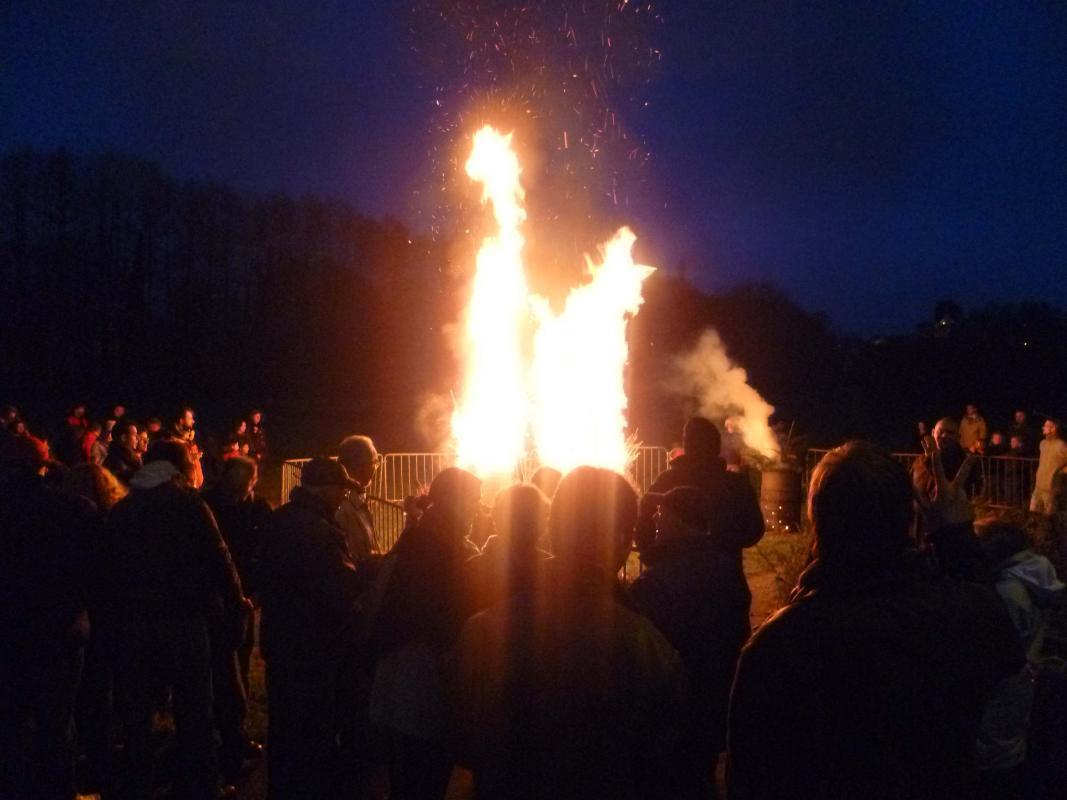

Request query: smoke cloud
[
  {"left": 413, "top": 391, "right": 455, "bottom": 453},
  {"left": 670, "top": 329, "right": 779, "bottom": 459}
]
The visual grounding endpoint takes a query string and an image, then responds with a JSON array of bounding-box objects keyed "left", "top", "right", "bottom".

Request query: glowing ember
[{"left": 451, "top": 126, "right": 654, "bottom": 479}]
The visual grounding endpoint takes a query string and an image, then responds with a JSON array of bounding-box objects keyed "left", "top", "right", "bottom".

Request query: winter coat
[
  {"left": 0, "top": 471, "right": 97, "bottom": 648},
  {"left": 258, "top": 486, "right": 362, "bottom": 662},
  {"left": 635, "top": 453, "right": 765, "bottom": 557},
  {"left": 105, "top": 461, "right": 244, "bottom": 619},
  {"left": 959, "top": 415, "right": 988, "bottom": 452},
  {"left": 366, "top": 506, "right": 478, "bottom": 741},
  {"left": 453, "top": 560, "right": 686, "bottom": 800},
  {"left": 629, "top": 533, "right": 750, "bottom": 753},
  {"left": 728, "top": 551, "right": 1023, "bottom": 800},
  {"left": 367, "top": 505, "right": 480, "bottom": 658},
  {"left": 202, "top": 485, "right": 273, "bottom": 599},
  {"left": 335, "top": 490, "right": 377, "bottom": 562}
]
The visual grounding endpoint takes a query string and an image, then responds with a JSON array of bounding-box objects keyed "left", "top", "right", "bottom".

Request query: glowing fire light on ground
[{"left": 451, "top": 125, "right": 654, "bottom": 479}]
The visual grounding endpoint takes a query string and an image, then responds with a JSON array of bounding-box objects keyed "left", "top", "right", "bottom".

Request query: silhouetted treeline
[
  {"left": 0, "top": 148, "right": 461, "bottom": 454},
  {"left": 2, "top": 148, "right": 1065, "bottom": 455}
]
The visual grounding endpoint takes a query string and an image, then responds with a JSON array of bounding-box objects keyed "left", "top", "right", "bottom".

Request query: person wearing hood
[
  {"left": 728, "top": 442, "right": 1023, "bottom": 800},
  {"left": 629, "top": 485, "right": 751, "bottom": 798},
  {"left": 106, "top": 439, "right": 248, "bottom": 799},
  {"left": 367, "top": 466, "right": 482, "bottom": 800},
  {"left": 975, "top": 521, "right": 1065, "bottom": 797},
  {"left": 258, "top": 457, "right": 364, "bottom": 800}
]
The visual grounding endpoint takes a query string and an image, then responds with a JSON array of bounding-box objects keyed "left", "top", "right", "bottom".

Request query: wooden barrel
[{"left": 760, "top": 468, "right": 803, "bottom": 532}]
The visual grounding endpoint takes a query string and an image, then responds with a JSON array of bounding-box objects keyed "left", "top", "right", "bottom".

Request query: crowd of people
[
  {"left": 1, "top": 408, "right": 1066, "bottom": 800},
  {"left": 916, "top": 405, "right": 1047, "bottom": 458},
  {"left": 0, "top": 403, "right": 269, "bottom": 491},
  {"left": 913, "top": 406, "right": 1067, "bottom": 516}
]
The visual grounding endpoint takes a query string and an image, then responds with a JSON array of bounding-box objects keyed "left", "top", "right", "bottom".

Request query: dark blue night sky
[{"left": 3, "top": 1, "right": 1065, "bottom": 334}]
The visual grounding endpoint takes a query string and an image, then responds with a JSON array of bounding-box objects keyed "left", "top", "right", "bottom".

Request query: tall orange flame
[
  {"left": 452, "top": 126, "right": 654, "bottom": 479},
  {"left": 451, "top": 128, "right": 532, "bottom": 477}
]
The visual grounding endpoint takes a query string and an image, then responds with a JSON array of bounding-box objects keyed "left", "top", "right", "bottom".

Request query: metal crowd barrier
[
  {"left": 803, "top": 448, "right": 1039, "bottom": 511},
  {"left": 281, "top": 446, "right": 671, "bottom": 554}
]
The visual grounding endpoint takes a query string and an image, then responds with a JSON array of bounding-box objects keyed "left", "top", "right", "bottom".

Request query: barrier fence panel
[
  {"left": 630, "top": 446, "right": 670, "bottom": 495},
  {"left": 803, "top": 448, "right": 1038, "bottom": 511}
]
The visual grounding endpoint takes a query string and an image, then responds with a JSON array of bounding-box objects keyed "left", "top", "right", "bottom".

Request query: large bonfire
[{"left": 450, "top": 126, "right": 654, "bottom": 480}]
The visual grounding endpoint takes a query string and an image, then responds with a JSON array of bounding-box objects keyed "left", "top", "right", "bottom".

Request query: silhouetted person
[
  {"left": 463, "top": 482, "right": 552, "bottom": 614},
  {"left": 106, "top": 439, "right": 247, "bottom": 799},
  {"left": 247, "top": 409, "right": 268, "bottom": 464},
  {"left": 52, "top": 404, "right": 89, "bottom": 466},
  {"left": 960, "top": 403, "right": 988, "bottom": 453},
  {"left": 1007, "top": 410, "right": 1037, "bottom": 457},
  {"left": 636, "top": 417, "right": 764, "bottom": 559},
  {"left": 104, "top": 421, "right": 142, "bottom": 484},
  {"left": 913, "top": 416, "right": 982, "bottom": 505},
  {"left": 1030, "top": 418, "right": 1067, "bottom": 516},
  {"left": 230, "top": 417, "right": 250, "bottom": 454},
  {"left": 0, "top": 440, "right": 97, "bottom": 800},
  {"left": 453, "top": 466, "right": 685, "bottom": 800},
  {"left": 728, "top": 442, "right": 1023, "bottom": 800},
  {"left": 62, "top": 464, "right": 127, "bottom": 796},
  {"left": 0, "top": 416, "right": 50, "bottom": 468},
  {"left": 259, "top": 457, "right": 363, "bottom": 800},
  {"left": 202, "top": 456, "right": 271, "bottom": 783},
  {"left": 368, "top": 467, "right": 482, "bottom": 800},
  {"left": 336, "top": 434, "right": 382, "bottom": 562},
  {"left": 629, "top": 486, "right": 751, "bottom": 798},
  {"left": 529, "top": 465, "right": 562, "bottom": 499},
  {"left": 986, "top": 431, "right": 1008, "bottom": 456}
]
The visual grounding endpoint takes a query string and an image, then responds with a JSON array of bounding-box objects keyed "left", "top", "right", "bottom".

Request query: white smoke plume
[
  {"left": 413, "top": 391, "right": 456, "bottom": 453},
  {"left": 670, "top": 329, "right": 779, "bottom": 459}
]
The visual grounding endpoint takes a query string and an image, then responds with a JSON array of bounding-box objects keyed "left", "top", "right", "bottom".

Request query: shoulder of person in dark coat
[{"left": 728, "top": 558, "right": 1024, "bottom": 800}]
